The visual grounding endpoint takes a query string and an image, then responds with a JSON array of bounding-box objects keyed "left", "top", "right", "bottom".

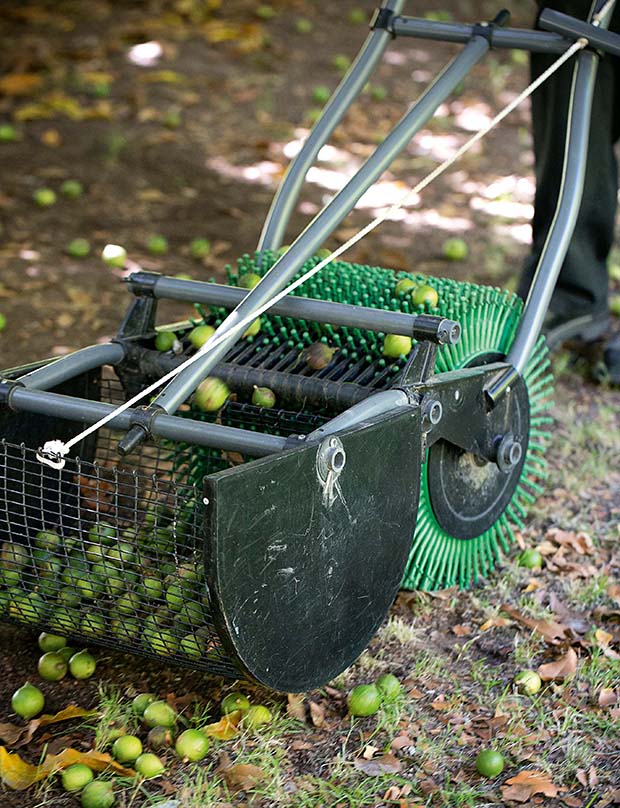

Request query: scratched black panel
[{"left": 205, "top": 407, "right": 422, "bottom": 692}]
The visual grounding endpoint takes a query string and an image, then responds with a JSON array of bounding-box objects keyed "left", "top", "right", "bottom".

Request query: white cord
[
  {"left": 593, "top": 0, "right": 616, "bottom": 24},
  {"left": 38, "top": 36, "right": 587, "bottom": 469}
]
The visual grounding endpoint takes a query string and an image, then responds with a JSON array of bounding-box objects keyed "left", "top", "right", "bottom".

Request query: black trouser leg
[{"left": 520, "top": 0, "right": 620, "bottom": 317}]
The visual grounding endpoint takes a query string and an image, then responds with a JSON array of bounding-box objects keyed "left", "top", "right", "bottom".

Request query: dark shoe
[
  {"left": 595, "top": 331, "right": 620, "bottom": 385},
  {"left": 543, "top": 309, "right": 611, "bottom": 350},
  {"left": 544, "top": 312, "right": 620, "bottom": 386}
]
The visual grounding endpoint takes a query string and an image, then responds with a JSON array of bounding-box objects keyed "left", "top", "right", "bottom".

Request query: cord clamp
[
  {"left": 369, "top": 7, "right": 395, "bottom": 36},
  {"left": 0, "top": 378, "right": 23, "bottom": 408},
  {"left": 471, "top": 9, "right": 511, "bottom": 48}
]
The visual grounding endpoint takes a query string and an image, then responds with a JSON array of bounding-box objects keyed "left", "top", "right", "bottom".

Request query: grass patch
[
  {"left": 437, "top": 778, "right": 488, "bottom": 807},
  {"left": 378, "top": 615, "right": 423, "bottom": 646},
  {"left": 286, "top": 757, "right": 416, "bottom": 808},
  {"left": 513, "top": 631, "right": 546, "bottom": 667},
  {"left": 93, "top": 684, "right": 137, "bottom": 750},
  {"left": 563, "top": 575, "right": 612, "bottom": 609},
  {"left": 160, "top": 765, "right": 223, "bottom": 807}
]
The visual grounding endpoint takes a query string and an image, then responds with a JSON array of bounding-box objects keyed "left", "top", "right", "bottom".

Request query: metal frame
[
  {"left": 5, "top": 385, "right": 286, "bottom": 457},
  {"left": 144, "top": 0, "right": 617, "bottom": 420},
  {"left": 127, "top": 273, "right": 461, "bottom": 345},
  {"left": 3, "top": 0, "right": 618, "bottom": 453},
  {"left": 147, "top": 29, "right": 493, "bottom": 421},
  {"left": 258, "top": 0, "right": 407, "bottom": 252}
]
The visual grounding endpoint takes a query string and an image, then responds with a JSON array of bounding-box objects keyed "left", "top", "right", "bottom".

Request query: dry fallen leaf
[
  {"left": 308, "top": 700, "right": 325, "bottom": 728},
  {"left": 501, "top": 604, "right": 569, "bottom": 643},
  {"left": 290, "top": 740, "right": 312, "bottom": 751},
  {"left": 602, "top": 788, "right": 620, "bottom": 806},
  {"left": 500, "top": 769, "right": 559, "bottom": 802},
  {"left": 588, "top": 765, "right": 598, "bottom": 788},
  {"left": 546, "top": 527, "right": 593, "bottom": 555},
  {"left": 0, "top": 747, "right": 133, "bottom": 790},
  {"left": 75, "top": 473, "right": 112, "bottom": 512},
  {"left": 576, "top": 765, "right": 599, "bottom": 789},
  {"left": 537, "top": 648, "right": 578, "bottom": 681},
  {"left": 204, "top": 710, "right": 242, "bottom": 741},
  {"left": 391, "top": 733, "right": 414, "bottom": 751},
  {"left": 218, "top": 762, "right": 265, "bottom": 791},
  {"left": 0, "top": 724, "right": 29, "bottom": 747},
  {"left": 286, "top": 693, "right": 306, "bottom": 723},
  {"left": 0, "top": 705, "right": 97, "bottom": 749},
  {"left": 431, "top": 695, "right": 450, "bottom": 711},
  {"left": 598, "top": 688, "right": 618, "bottom": 708},
  {"left": 452, "top": 624, "right": 472, "bottom": 637},
  {"left": 353, "top": 753, "right": 402, "bottom": 776},
  {"left": 202, "top": 21, "right": 264, "bottom": 53},
  {"left": 0, "top": 73, "right": 43, "bottom": 96},
  {"left": 222, "top": 451, "right": 245, "bottom": 467},
  {"left": 382, "top": 784, "right": 413, "bottom": 801},
  {"left": 419, "top": 777, "right": 439, "bottom": 795},
  {"left": 427, "top": 586, "right": 459, "bottom": 601},
  {"left": 480, "top": 615, "right": 512, "bottom": 632},
  {"left": 594, "top": 629, "right": 620, "bottom": 660}
]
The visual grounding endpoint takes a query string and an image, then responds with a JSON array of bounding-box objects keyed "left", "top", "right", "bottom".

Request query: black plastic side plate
[{"left": 205, "top": 406, "right": 422, "bottom": 692}]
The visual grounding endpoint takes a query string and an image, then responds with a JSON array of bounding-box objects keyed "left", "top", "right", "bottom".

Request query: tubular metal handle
[{"left": 538, "top": 8, "right": 620, "bottom": 56}]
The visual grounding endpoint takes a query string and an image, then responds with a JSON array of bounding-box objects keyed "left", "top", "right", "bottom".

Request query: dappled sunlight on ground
[
  {"left": 413, "top": 130, "right": 478, "bottom": 161},
  {"left": 495, "top": 222, "right": 532, "bottom": 245},
  {"left": 126, "top": 40, "right": 164, "bottom": 67},
  {"left": 397, "top": 206, "right": 473, "bottom": 232},
  {"left": 470, "top": 197, "right": 533, "bottom": 220},
  {"left": 205, "top": 123, "right": 534, "bottom": 244},
  {"left": 206, "top": 155, "right": 283, "bottom": 186},
  {"left": 452, "top": 100, "right": 494, "bottom": 131}
]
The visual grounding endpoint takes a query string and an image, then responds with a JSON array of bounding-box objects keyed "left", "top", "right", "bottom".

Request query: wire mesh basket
[
  {"left": 0, "top": 348, "right": 421, "bottom": 692},
  {"left": 0, "top": 365, "right": 327, "bottom": 676},
  {"left": 1, "top": 371, "right": 232, "bottom": 674}
]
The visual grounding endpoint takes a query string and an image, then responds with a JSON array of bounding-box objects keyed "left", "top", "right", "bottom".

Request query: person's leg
[
  {"left": 602, "top": 22, "right": 620, "bottom": 382},
  {"left": 520, "top": 0, "right": 619, "bottom": 340}
]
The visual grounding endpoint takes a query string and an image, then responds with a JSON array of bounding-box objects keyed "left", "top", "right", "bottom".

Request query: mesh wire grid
[
  {"left": 0, "top": 450, "right": 235, "bottom": 676},
  {"left": 0, "top": 369, "right": 331, "bottom": 677}
]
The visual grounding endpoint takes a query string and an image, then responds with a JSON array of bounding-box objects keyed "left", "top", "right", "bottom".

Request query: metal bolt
[
  {"left": 496, "top": 434, "right": 522, "bottom": 473},
  {"left": 446, "top": 323, "right": 461, "bottom": 344},
  {"left": 328, "top": 447, "right": 346, "bottom": 473},
  {"left": 326, "top": 438, "right": 346, "bottom": 472},
  {"left": 437, "top": 320, "right": 461, "bottom": 346},
  {"left": 422, "top": 398, "right": 443, "bottom": 428},
  {"left": 317, "top": 436, "right": 346, "bottom": 480}
]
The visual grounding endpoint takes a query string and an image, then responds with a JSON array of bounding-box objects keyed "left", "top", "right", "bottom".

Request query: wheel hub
[{"left": 426, "top": 355, "right": 530, "bottom": 540}]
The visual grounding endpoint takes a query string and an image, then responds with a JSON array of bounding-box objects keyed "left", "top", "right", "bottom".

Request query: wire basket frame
[
  {"left": 0, "top": 359, "right": 342, "bottom": 677},
  {"left": 0, "top": 437, "right": 240, "bottom": 676}
]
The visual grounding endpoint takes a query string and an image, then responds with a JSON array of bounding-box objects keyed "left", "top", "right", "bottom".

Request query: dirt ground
[
  {"left": 0, "top": 0, "right": 542, "bottom": 368},
  {"left": 0, "top": 1, "right": 619, "bottom": 807}
]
